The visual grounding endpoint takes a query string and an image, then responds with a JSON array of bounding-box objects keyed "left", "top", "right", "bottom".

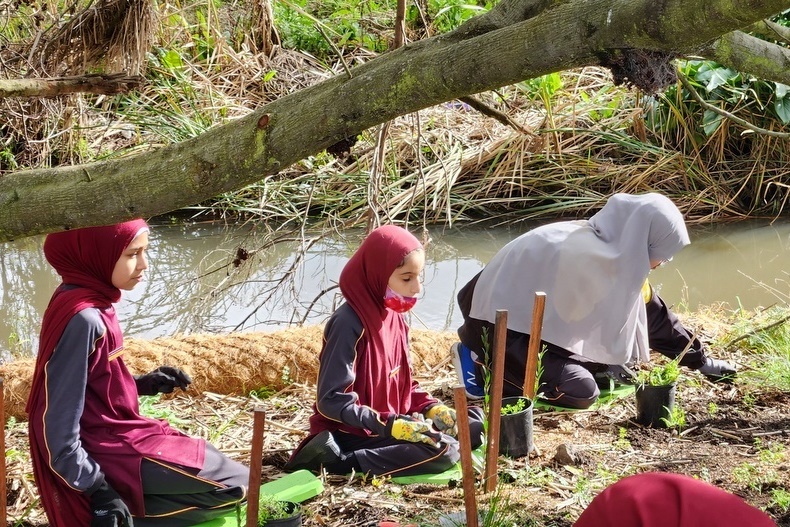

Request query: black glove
[
  {"left": 697, "top": 357, "right": 736, "bottom": 382},
  {"left": 134, "top": 366, "right": 192, "bottom": 396},
  {"left": 594, "top": 363, "right": 637, "bottom": 388},
  {"left": 89, "top": 479, "right": 133, "bottom": 527}
]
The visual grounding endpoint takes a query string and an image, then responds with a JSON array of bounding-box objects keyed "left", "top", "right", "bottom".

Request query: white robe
[{"left": 469, "top": 193, "right": 690, "bottom": 365}]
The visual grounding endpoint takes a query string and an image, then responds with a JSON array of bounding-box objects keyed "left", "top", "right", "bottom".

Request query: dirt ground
[{"left": 4, "top": 337, "right": 789, "bottom": 527}]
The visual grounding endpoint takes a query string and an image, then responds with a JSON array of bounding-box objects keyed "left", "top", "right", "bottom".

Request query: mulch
[{"left": 3, "top": 325, "right": 790, "bottom": 526}]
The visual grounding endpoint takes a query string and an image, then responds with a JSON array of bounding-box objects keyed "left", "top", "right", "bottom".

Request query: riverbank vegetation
[{"left": 2, "top": 1, "right": 790, "bottom": 229}]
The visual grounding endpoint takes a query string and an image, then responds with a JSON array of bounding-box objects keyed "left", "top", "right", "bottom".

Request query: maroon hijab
[
  {"left": 339, "top": 225, "right": 423, "bottom": 416},
  {"left": 574, "top": 472, "right": 776, "bottom": 527},
  {"left": 27, "top": 219, "right": 148, "bottom": 527},
  {"left": 28, "top": 219, "right": 149, "bottom": 412}
]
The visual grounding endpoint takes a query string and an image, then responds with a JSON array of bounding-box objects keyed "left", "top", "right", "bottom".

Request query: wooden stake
[
  {"left": 524, "top": 292, "right": 546, "bottom": 399},
  {"left": 484, "top": 309, "right": 508, "bottom": 493},
  {"left": 246, "top": 407, "right": 266, "bottom": 527},
  {"left": 453, "top": 385, "right": 479, "bottom": 527},
  {"left": 0, "top": 378, "right": 5, "bottom": 527}
]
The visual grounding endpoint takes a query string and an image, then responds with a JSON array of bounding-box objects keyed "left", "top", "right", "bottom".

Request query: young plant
[
  {"left": 613, "top": 427, "right": 632, "bottom": 451},
  {"left": 660, "top": 404, "right": 686, "bottom": 430},
  {"left": 533, "top": 348, "right": 546, "bottom": 399},
  {"left": 770, "top": 488, "right": 790, "bottom": 514},
  {"left": 257, "top": 494, "right": 299, "bottom": 525},
  {"left": 636, "top": 358, "right": 681, "bottom": 387},
  {"left": 500, "top": 397, "right": 527, "bottom": 416},
  {"left": 440, "top": 482, "right": 523, "bottom": 526},
  {"left": 480, "top": 326, "right": 493, "bottom": 418}
]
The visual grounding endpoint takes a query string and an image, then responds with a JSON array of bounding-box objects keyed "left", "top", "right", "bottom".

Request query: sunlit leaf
[{"left": 705, "top": 67, "right": 738, "bottom": 92}]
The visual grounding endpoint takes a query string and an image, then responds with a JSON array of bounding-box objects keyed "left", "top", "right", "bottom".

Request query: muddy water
[{"left": 2, "top": 219, "right": 790, "bottom": 358}]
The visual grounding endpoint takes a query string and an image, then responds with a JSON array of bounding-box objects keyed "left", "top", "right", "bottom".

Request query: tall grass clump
[
  {"left": 723, "top": 305, "right": 790, "bottom": 391},
  {"left": 643, "top": 57, "right": 790, "bottom": 218}
]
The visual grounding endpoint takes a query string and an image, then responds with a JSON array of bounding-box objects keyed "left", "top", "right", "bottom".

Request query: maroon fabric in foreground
[{"left": 574, "top": 472, "right": 776, "bottom": 527}]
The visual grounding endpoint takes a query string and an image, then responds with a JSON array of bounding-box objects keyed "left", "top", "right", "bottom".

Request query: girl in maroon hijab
[
  {"left": 285, "top": 225, "right": 484, "bottom": 476},
  {"left": 574, "top": 472, "right": 776, "bottom": 527},
  {"left": 27, "top": 220, "right": 248, "bottom": 527}
]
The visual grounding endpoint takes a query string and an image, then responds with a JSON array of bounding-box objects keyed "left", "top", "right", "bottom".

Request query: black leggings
[
  {"left": 458, "top": 273, "right": 706, "bottom": 409},
  {"left": 334, "top": 406, "right": 485, "bottom": 477},
  {"left": 134, "top": 443, "right": 249, "bottom": 527}
]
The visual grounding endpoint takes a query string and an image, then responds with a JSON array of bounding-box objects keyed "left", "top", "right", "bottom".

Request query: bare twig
[
  {"left": 725, "top": 313, "right": 790, "bottom": 349},
  {"left": 459, "top": 95, "right": 533, "bottom": 135}
]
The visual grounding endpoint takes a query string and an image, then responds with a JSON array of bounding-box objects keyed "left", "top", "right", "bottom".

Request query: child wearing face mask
[{"left": 285, "top": 225, "right": 484, "bottom": 476}]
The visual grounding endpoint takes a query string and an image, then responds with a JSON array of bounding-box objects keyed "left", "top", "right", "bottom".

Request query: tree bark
[
  {"left": 0, "top": 0, "right": 788, "bottom": 242},
  {"left": 700, "top": 31, "right": 790, "bottom": 85},
  {"left": 0, "top": 74, "right": 144, "bottom": 98}
]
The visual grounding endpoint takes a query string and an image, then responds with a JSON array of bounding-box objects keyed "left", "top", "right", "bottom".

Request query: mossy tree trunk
[{"left": 1, "top": 0, "right": 788, "bottom": 241}]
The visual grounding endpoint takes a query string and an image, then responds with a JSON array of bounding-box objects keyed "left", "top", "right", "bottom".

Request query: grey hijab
[{"left": 469, "top": 193, "right": 690, "bottom": 365}]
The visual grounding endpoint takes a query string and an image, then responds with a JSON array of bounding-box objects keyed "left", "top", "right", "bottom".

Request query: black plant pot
[
  {"left": 635, "top": 383, "right": 676, "bottom": 428},
  {"left": 259, "top": 501, "right": 302, "bottom": 527},
  {"left": 498, "top": 396, "right": 534, "bottom": 458}
]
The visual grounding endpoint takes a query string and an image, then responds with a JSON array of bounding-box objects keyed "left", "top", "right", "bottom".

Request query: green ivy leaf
[
  {"left": 702, "top": 109, "right": 723, "bottom": 135},
  {"left": 705, "top": 67, "right": 737, "bottom": 92},
  {"left": 775, "top": 96, "right": 790, "bottom": 125}
]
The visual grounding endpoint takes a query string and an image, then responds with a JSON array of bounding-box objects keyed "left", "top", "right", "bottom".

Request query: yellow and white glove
[
  {"left": 388, "top": 415, "right": 441, "bottom": 447},
  {"left": 425, "top": 404, "right": 457, "bottom": 436}
]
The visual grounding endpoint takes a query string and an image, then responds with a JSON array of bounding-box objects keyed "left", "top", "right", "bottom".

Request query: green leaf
[
  {"left": 702, "top": 109, "right": 723, "bottom": 136},
  {"left": 775, "top": 96, "right": 790, "bottom": 125},
  {"left": 160, "top": 49, "right": 184, "bottom": 70},
  {"left": 705, "top": 67, "right": 737, "bottom": 92}
]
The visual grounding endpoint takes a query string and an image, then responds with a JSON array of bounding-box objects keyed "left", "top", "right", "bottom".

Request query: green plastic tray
[{"left": 190, "top": 470, "right": 323, "bottom": 527}]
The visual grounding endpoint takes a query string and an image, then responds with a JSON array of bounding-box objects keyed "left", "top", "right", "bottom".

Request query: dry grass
[{"left": 0, "top": 326, "right": 455, "bottom": 420}]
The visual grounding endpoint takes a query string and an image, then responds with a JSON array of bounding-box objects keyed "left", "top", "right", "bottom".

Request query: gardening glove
[
  {"left": 697, "top": 357, "right": 736, "bottom": 382},
  {"left": 388, "top": 415, "right": 442, "bottom": 447},
  {"left": 134, "top": 366, "right": 192, "bottom": 396},
  {"left": 424, "top": 404, "right": 457, "bottom": 436},
  {"left": 89, "top": 478, "right": 133, "bottom": 527},
  {"left": 594, "top": 363, "right": 637, "bottom": 388}
]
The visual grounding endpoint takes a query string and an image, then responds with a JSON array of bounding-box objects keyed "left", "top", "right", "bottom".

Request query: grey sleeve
[
  {"left": 315, "top": 305, "right": 391, "bottom": 436},
  {"left": 43, "top": 308, "right": 106, "bottom": 494}
]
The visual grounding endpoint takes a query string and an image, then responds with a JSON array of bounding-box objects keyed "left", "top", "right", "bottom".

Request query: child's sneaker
[{"left": 451, "top": 342, "right": 485, "bottom": 399}]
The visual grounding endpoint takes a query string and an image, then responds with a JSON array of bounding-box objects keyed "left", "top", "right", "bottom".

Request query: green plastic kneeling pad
[{"left": 189, "top": 470, "right": 323, "bottom": 527}]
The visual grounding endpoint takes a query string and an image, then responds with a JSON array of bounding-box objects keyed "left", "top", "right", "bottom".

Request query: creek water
[{"left": 2, "top": 219, "right": 790, "bottom": 359}]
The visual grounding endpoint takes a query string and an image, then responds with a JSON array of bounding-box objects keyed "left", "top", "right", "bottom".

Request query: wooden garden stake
[
  {"left": 453, "top": 385, "right": 479, "bottom": 527},
  {"left": 246, "top": 406, "right": 266, "bottom": 527},
  {"left": 483, "top": 309, "right": 508, "bottom": 493},
  {"left": 0, "top": 378, "right": 5, "bottom": 527},
  {"left": 524, "top": 292, "right": 546, "bottom": 399}
]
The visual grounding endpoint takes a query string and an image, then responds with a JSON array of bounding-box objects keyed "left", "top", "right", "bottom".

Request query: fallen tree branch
[
  {"left": 751, "top": 19, "right": 790, "bottom": 44},
  {"left": 0, "top": 73, "right": 143, "bottom": 98}
]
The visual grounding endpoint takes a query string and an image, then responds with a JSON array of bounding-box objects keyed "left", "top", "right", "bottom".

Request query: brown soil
[{"left": 4, "top": 328, "right": 789, "bottom": 526}]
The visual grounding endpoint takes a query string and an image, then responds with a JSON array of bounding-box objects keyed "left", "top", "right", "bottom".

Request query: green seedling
[
  {"left": 636, "top": 359, "right": 680, "bottom": 386},
  {"left": 501, "top": 398, "right": 527, "bottom": 415}
]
